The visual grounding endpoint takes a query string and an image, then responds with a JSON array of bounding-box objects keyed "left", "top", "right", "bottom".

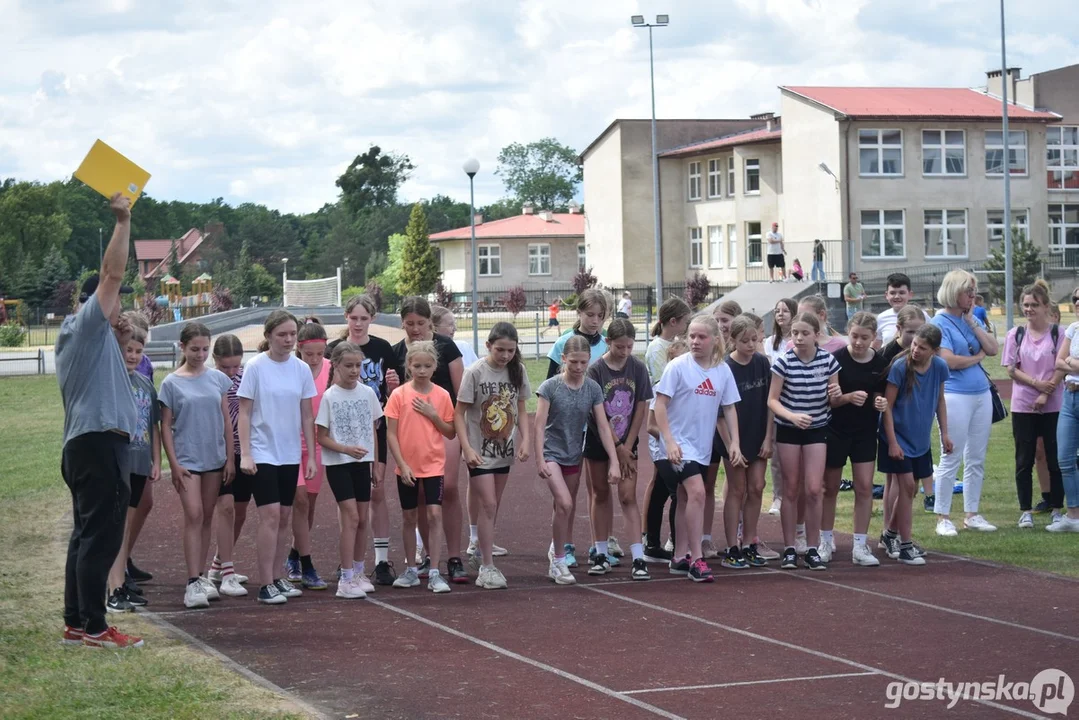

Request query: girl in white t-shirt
[
  {"left": 654, "top": 314, "right": 743, "bottom": 583},
  {"left": 316, "top": 342, "right": 383, "bottom": 600},
  {"left": 238, "top": 311, "right": 318, "bottom": 606}
]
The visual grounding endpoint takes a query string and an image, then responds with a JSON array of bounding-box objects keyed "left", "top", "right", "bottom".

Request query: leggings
[{"left": 644, "top": 475, "right": 677, "bottom": 548}]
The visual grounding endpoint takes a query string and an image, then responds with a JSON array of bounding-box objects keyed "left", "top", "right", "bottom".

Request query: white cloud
[{"left": 1, "top": 0, "right": 1076, "bottom": 215}]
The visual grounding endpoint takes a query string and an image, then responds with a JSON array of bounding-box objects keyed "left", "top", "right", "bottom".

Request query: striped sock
[
  {"left": 374, "top": 538, "right": 389, "bottom": 564},
  {"left": 211, "top": 555, "right": 222, "bottom": 571},
  {"left": 221, "top": 561, "right": 234, "bottom": 577}
]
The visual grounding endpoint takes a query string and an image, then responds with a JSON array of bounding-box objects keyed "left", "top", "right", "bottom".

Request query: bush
[
  {"left": 434, "top": 280, "right": 454, "bottom": 309},
  {"left": 572, "top": 267, "right": 598, "bottom": 296},
  {"left": 0, "top": 322, "right": 26, "bottom": 347},
  {"left": 683, "top": 272, "right": 712, "bottom": 309},
  {"left": 365, "top": 281, "right": 384, "bottom": 312},
  {"left": 142, "top": 295, "right": 167, "bottom": 327},
  {"left": 564, "top": 293, "right": 578, "bottom": 308},
  {"left": 502, "top": 285, "right": 527, "bottom": 319},
  {"left": 210, "top": 287, "right": 234, "bottom": 313},
  {"left": 341, "top": 286, "right": 367, "bottom": 304}
]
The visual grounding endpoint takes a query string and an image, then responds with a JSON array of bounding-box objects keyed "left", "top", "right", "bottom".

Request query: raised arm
[{"left": 97, "top": 193, "right": 132, "bottom": 321}]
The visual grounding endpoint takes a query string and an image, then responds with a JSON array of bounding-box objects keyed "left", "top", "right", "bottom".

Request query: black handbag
[{"left": 942, "top": 314, "right": 1007, "bottom": 424}]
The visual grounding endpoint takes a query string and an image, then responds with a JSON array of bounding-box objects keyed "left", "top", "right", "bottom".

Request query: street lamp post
[
  {"left": 463, "top": 158, "right": 481, "bottom": 355},
  {"left": 999, "top": 0, "right": 1014, "bottom": 331},
  {"left": 98, "top": 227, "right": 103, "bottom": 268},
  {"left": 632, "top": 14, "right": 669, "bottom": 306},
  {"left": 282, "top": 257, "right": 289, "bottom": 307}
]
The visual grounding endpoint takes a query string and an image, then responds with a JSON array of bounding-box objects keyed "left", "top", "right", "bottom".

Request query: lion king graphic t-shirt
[
  {"left": 458, "top": 359, "right": 532, "bottom": 471},
  {"left": 586, "top": 355, "right": 653, "bottom": 447}
]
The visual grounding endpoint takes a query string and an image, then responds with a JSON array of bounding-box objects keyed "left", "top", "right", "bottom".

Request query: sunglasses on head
[{"left": 1072, "top": 296, "right": 1079, "bottom": 304}]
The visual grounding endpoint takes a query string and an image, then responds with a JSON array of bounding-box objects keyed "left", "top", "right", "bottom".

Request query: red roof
[
  {"left": 134, "top": 239, "right": 174, "bottom": 262},
  {"left": 135, "top": 228, "right": 209, "bottom": 278},
  {"left": 781, "top": 86, "right": 1059, "bottom": 122},
  {"left": 430, "top": 213, "right": 585, "bottom": 241},
  {"left": 659, "top": 128, "right": 782, "bottom": 158}
]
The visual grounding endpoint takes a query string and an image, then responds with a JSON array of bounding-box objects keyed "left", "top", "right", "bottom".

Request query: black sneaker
[
  {"left": 257, "top": 583, "right": 286, "bottom": 605},
  {"left": 588, "top": 552, "right": 611, "bottom": 576},
  {"left": 643, "top": 545, "right": 673, "bottom": 564},
  {"left": 687, "top": 558, "right": 714, "bottom": 583},
  {"left": 804, "top": 548, "right": 826, "bottom": 571},
  {"left": 123, "top": 583, "right": 148, "bottom": 607},
  {"left": 839, "top": 479, "right": 853, "bottom": 492},
  {"left": 127, "top": 558, "right": 153, "bottom": 583},
  {"left": 669, "top": 555, "right": 690, "bottom": 575},
  {"left": 1033, "top": 500, "right": 1051, "bottom": 514},
  {"left": 780, "top": 547, "right": 798, "bottom": 570},
  {"left": 923, "top": 495, "right": 936, "bottom": 513},
  {"left": 417, "top": 556, "right": 431, "bottom": 579},
  {"left": 106, "top": 587, "right": 134, "bottom": 613},
  {"left": 911, "top": 542, "right": 928, "bottom": 559},
  {"left": 742, "top": 544, "right": 768, "bottom": 567},
  {"left": 631, "top": 558, "right": 650, "bottom": 581},
  {"left": 721, "top": 546, "right": 748, "bottom": 569},
  {"left": 897, "top": 544, "right": 926, "bottom": 565},
  {"left": 446, "top": 557, "right": 469, "bottom": 584},
  {"left": 374, "top": 561, "right": 397, "bottom": 586},
  {"left": 880, "top": 533, "right": 900, "bottom": 559}
]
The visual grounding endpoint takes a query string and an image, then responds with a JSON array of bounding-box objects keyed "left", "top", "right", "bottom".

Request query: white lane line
[
  {"left": 582, "top": 586, "right": 1048, "bottom": 720},
  {"left": 620, "top": 671, "right": 879, "bottom": 695},
  {"left": 366, "top": 597, "right": 686, "bottom": 720},
  {"left": 758, "top": 569, "right": 1079, "bottom": 642}
]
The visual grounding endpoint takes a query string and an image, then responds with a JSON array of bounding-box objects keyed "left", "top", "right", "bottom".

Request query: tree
[
  {"left": 335, "top": 145, "right": 414, "bottom": 215},
  {"left": 36, "top": 245, "right": 71, "bottom": 309},
  {"left": 683, "top": 272, "right": 712, "bottom": 309},
  {"left": 982, "top": 228, "right": 1041, "bottom": 308},
  {"left": 434, "top": 280, "right": 454, "bottom": 308},
  {"left": 495, "top": 138, "right": 582, "bottom": 210},
  {"left": 377, "top": 233, "right": 406, "bottom": 296},
  {"left": 365, "top": 281, "right": 384, "bottom": 311},
  {"left": 423, "top": 194, "right": 472, "bottom": 233},
  {"left": 398, "top": 204, "right": 440, "bottom": 297},
  {"left": 572, "top": 266, "right": 598, "bottom": 296},
  {"left": 480, "top": 197, "right": 523, "bottom": 222},
  {"left": 502, "top": 285, "right": 527, "bottom": 319}
]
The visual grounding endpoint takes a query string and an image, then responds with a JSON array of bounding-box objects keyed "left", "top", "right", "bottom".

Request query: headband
[{"left": 298, "top": 338, "right": 325, "bottom": 346}]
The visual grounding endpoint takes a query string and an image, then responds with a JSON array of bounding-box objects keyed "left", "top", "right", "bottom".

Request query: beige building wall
[
  {"left": 581, "top": 126, "right": 625, "bottom": 285},
  {"left": 444, "top": 237, "right": 583, "bottom": 293},
  {"left": 440, "top": 242, "right": 467, "bottom": 292}
]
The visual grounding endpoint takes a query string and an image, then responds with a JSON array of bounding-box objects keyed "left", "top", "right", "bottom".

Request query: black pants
[
  {"left": 1013, "top": 412, "right": 1065, "bottom": 510},
  {"left": 62, "top": 432, "right": 130, "bottom": 634},
  {"left": 643, "top": 473, "right": 677, "bottom": 548}
]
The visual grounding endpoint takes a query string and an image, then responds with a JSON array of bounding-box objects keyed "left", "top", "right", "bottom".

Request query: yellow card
[{"left": 73, "top": 140, "right": 151, "bottom": 206}]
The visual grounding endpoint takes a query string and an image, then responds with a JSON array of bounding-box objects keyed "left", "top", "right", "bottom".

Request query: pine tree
[
  {"left": 397, "top": 203, "right": 440, "bottom": 297},
  {"left": 982, "top": 227, "right": 1041, "bottom": 308}
]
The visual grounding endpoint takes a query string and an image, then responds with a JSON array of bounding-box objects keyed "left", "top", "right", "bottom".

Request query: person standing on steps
[
  {"left": 57, "top": 193, "right": 143, "bottom": 650},
  {"left": 766, "top": 222, "right": 786, "bottom": 282},
  {"left": 811, "top": 240, "right": 826, "bottom": 283}
]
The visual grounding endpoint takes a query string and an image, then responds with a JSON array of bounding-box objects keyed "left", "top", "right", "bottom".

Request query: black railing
[{"left": 743, "top": 239, "right": 844, "bottom": 283}]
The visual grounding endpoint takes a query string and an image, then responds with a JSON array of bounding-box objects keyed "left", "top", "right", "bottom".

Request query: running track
[{"left": 134, "top": 431, "right": 1077, "bottom": 719}]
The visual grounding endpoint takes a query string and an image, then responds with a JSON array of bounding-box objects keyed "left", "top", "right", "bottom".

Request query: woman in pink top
[
  {"left": 286, "top": 318, "right": 332, "bottom": 589},
  {"left": 1001, "top": 280, "right": 1066, "bottom": 528}
]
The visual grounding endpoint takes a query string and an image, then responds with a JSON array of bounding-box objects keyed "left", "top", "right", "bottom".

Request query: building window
[
  {"left": 859, "top": 129, "right": 903, "bottom": 176},
  {"left": 860, "top": 210, "right": 906, "bottom": 259},
  {"left": 708, "top": 225, "right": 723, "bottom": 268},
  {"left": 1049, "top": 204, "right": 1079, "bottom": 252},
  {"left": 707, "top": 159, "right": 722, "bottom": 198},
  {"left": 924, "top": 209, "right": 968, "bottom": 259},
  {"left": 746, "top": 222, "right": 762, "bottom": 266},
  {"left": 1048, "top": 126, "right": 1079, "bottom": 190},
  {"left": 744, "top": 159, "right": 760, "bottom": 194},
  {"left": 985, "top": 130, "right": 1028, "bottom": 176},
  {"left": 528, "top": 244, "right": 551, "bottom": 276},
  {"left": 688, "top": 161, "right": 701, "bottom": 201},
  {"left": 987, "top": 209, "right": 1029, "bottom": 253},
  {"left": 577, "top": 243, "right": 587, "bottom": 272},
  {"left": 477, "top": 244, "right": 501, "bottom": 276},
  {"left": 689, "top": 227, "right": 704, "bottom": 268},
  {"left": 922, "top": 130, "right": 965, "bottom": 176},
  {"left": 727, "top": 157, "right": 735, "bottom": 196},
  {"left": 728, "top": 224, "right": 737, "bottom": 267}
]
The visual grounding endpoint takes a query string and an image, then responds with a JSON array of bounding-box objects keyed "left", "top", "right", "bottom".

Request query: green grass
[{"left": 0, "top": 374, "right": 306, "bottom": 719}]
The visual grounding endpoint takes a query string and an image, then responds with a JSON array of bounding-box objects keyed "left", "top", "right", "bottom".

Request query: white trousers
[{"left": 933, "top": 390, "right": 993, "bottom": 515}]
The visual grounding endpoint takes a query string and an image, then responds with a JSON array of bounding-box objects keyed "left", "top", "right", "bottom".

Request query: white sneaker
[
  {"left": 1018, "top": 511, "right": 1034, "bottom": 529},
  {"left": 414, "top": 546, "right": 425, "bottom": 565},
  {"left": 1046, "top": 515, "right": 1079, "bottom": 533},
  {"left": 219, "top": 574, "right": 248, "bottom": 597},
  {"left": 233, "top": 572, "right": 248, "bottom": 584},
  {"left": 1050, "top": 510, "right": 1065, "bottom": 526},
  {"left": 356, "top": 574, "right": 375, "bottom": 594},
  {"left": 184, "top": 580, "right": 210, "bottom": 609},
  {"left": 428, "top": 570, "right": 451, "bottom": 594},
  {"left": 491, "top": 544, "right": 508, "bottom": 557},
  {"left": 701, "top": 538, "right": 720, "bottom": 559},
  {"left": 817, "top": 542, "right": 832, "bottom": 564},
  {"left": 755, "top": 540, "right": 780, "bottom": 560},
  {"left": 336, "top": 577, "right": 366, "bottom": 599},
  {"left": 207, "top": 566, "right": 223, "bottom": 583},
  {"left": 475, "top": 566, "right": 508, "bottom": 590},
  {"left": 663, "top": 537, "right": 674, "bottom": 553},
  {"left": 607, "top": 536, "right": 624, "bottom": 558},
  {"left": 466, "top": 540, "right": 478, "bottom": 557},
  {"left": 828, "top": 537, "right": 837, "bottom": 553},
  {"left": 964, "top": 515, "right": 997, "bottom": 532},
  {"left": 794, "top": 533, "right": 808, "bottom": 555},
  {"left": 936, "top": 518, "right": 958, "bottom": 537},
  {"left": 852, "top": 543, "right": 880, "bottom": 567},
  {"left": 199, "top": 576, "right": 220, "bottom": 601},
  {"left": 768, "top": 498, "right": 781, "bottom": 516},
  {"left": 548, "top": 559, "right": 576, "bottom": 586}
]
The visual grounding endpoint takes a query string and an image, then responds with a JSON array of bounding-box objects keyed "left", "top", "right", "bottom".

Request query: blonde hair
[
  {"left": 123, "top": 310, "right": 149, "bottom": 333},
  {"left": 846, "top": 311, "right": 878, "bottom": 335},
  {"left": 729, "top": 314, "right": 758, "bottom": 343},
  {"left": 895, "top": 304, "right": 925, "bottom": 331},
  {"left": 798, "top": 295, "right": 837, "bottom": 336},
  {"left": 717, "top": 299, "right": 742, "bottom": 318},
  {"left": 667, "top": 336, "right": 688, "bottom": 360},
  {"left": 937, "top": 269, "right": 977, "bottom": 309},
  {"left": 127, "top": 325, "right": 147, "bottom": 346},
  {"left": 431, "top": 305, "right": 454, "bottom": 328},
  {"left": 688, "top": 312, "right": 726, "bottom": 366},
  {"left": 404, "top": 340, "right": 438, "bottom": 379}
]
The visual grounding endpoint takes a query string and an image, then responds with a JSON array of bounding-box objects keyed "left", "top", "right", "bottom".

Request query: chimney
[
  {"left": 567, "top": 201, "right": 581, "bottom": 215},
  {"left": 750, "top": 111, "right": 776, "bottom": 131},
  {"left": 538, "top": 210, "right": 554, "bottom": 222},
  {"left": 986, "top": 67, "right": 1022, "bottom": 102},
  {"left": 522, "top": 202, "right": 534, "bottom": 215},
  {"left": 473, "top": 213, "right": 483, "bottom": 225}
]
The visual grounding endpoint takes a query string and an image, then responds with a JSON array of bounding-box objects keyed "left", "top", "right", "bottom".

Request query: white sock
[
  {"left": 415, "top": 528, "right": 424, "bottom": 547},
  {"left": 341, "top": 568, "right": 354, "bottom": 581},
  {"left": 853, "top": 533, "right": 867, "bottom": 547},
  {"left": 354, "top": 560, "right": 365, "bottom": 575},
  {"left": 821, "top": 530, "right": 834, "bottom": 545},
  {"left": 470, "top": 525, "right": 479, "bottom": 543},
  {"left": 702, "top": 534, "right": 712, "bottom": 542},
  {"left": 596, "top": 540, "right": 609, "bottom": 556},
  {"left": 630, "top": 542, "right": 644, "bottom": 561},
  {"left": 374, "top": 538, "right": 389, "bottom": 564},
  {"left": 796, "top": 523, "right": 806, "bottom": 536}
]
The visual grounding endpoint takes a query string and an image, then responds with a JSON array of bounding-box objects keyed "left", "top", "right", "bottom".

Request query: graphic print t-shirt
[
  {"left": 458, "top": 360, "right": 532, "bottom": 471},
  {"left": 316, "top": 383, "right": 383, "bottom": 466},
  {"left": 128, "top": 372, "right": 160, "bottom": 477},
  {"left": 585, "top": 356, "right": 653, "bottom": 447},
  {"left": 724, "top": 352, "right": 772, "bottom": 456}
]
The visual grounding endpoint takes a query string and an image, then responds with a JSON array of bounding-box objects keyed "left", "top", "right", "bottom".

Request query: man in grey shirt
[{"left": 56, "top": 193, "right": 142, "bottom": 649}]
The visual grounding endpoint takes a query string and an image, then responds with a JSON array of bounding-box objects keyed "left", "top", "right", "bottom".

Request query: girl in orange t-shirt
[{"left": 385, "top": 340, "right": 456, "bottom": 593}]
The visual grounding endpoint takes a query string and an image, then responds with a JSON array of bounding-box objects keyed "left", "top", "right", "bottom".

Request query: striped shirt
[
  {"left": 226, "top": 366, "right": 243, "bottom": 455},
  {"left": 771, "top": 347, "right": 840, "bottom": 429}
]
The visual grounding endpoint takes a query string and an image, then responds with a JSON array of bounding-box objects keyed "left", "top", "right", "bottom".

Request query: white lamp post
[
  {"left": 282, "top": 257, "right": 289, "bottom": 307},
  {"left": 463, "top": 158, "right": 481, "bottom": 354}
]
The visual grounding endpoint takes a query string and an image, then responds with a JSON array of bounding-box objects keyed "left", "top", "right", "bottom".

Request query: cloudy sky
[{"left": 3, "top": 0, "right": 1076, "bottom": 215}]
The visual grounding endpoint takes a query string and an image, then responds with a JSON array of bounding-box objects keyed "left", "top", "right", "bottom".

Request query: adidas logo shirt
[{"left": 653, "top": 353, "right": 740, "bottom": 466}]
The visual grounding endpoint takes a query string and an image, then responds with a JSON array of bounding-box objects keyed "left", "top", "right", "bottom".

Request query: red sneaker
[
  {"left": 61, "top": 625, "right": 84, "bottom": 646},
  {"left": 82, "top": 626, "right": 144, "bottom": 649}
]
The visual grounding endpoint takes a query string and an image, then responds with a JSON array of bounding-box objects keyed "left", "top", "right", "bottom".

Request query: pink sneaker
[{"left": 688, "top": 558, "right": 714, "bottom": 583}]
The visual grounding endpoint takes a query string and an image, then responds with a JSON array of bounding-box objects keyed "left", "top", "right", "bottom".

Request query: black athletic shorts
[
  {"left": 653, "top": 459, "right": 706, "bottom": 494},
  {"left": 775, "top": 425, "right": 827, "bottom": 446},
  {"left": 826, "top": 428, "right": 878, "bottom": 468},
  {"left": 251, "top": 463, "right": 300, "bottom": 508},
  {"left": 326, "top": 462, "right": 373, "bottom": 503},
  {"left": 129, "top": 474, "right": 147, "bottom": 509},
  {"left": 219, "top": 454, "right": 254, "bottom": 503},
  {"left": 582, "top": 431, "right": 639, "bottom": 463},
  {"left": 468, "top": 465, "right": 511, "bottom": 478},
  {"left": 397, "top": 475, "right": 444, "bottom": 510},
  {"left": 376, "top": 422, "right": 387, "bottom": 466},
  {"left": 767, "top": 253, "right": 786, "bottom": 269},
  {"left": 877, "top": 440, "right": 934, "bottom": 479}
]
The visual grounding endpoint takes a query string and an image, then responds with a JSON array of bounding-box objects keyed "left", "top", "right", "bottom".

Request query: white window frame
[
  {"left": 746, "top": 222, "right": 763, "bottom": 266},
  {"left": 986, "top": 209, "right": 1029, "bottom": 253},
  {"left": 477, "top": 244, "right": 501, "bottom": 277},
  {"left": 744, "top": 158, "right": 760, "bottom": 195},
  {"left": 985, "top": 129, "right": 1028, "bottom": 176},
  {"left": 689, "top": 227, "right": 704, "bottom": 268},
  {"left": 923, "top": 209, "right": 968, "bottom": 259},
  {"left": 688, "top": 161, "right": 701, "bottom": 201},
  {"left": 922, "top": 129, "right": 966, "bottom": 176},
  {"left": 527, "top": 243, "right": 551, "bottom": 276},
  {"left": 727, "top": 224, "right": 738, "bottom": 267},
  {"left": 727, "top": 157, "right": 735, "bottom": 196},
  {"left": 1049, "top": 204, "right": 1079, "bottom": 253},
  {"left": 860, "top": 210, "right": 906, "bottom": 259},
  {"left": 858, "top": 129, "right": 904, "bottom": 176},
  {"left": 707, "top": 225, "right": 724, "bottom": 268},
  {"left": 1048, "top": 126, "right": 1079, "bottom": 191},
  {"left": 707, "top": 159, "right": 722, "bottom": 198},
  {"left": 577, "top": 243, "right": 587, "bottom": 272}
]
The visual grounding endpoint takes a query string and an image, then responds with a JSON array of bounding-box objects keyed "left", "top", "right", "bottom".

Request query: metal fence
[
  {"left": 0, "top": 349, "right": 46, "bottom": 375},
  {"left": 743, "top": 239, "right": 844, "bottom": 283}
]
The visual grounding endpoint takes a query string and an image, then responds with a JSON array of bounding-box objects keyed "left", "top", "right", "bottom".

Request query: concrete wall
[
  {"left": 1033, "top": 64, "right": 1079, "bottom": 121},
  {"left": 440, "top": 241, "right": 467, "bottom": 292},
  {"left": 581, "top": 125, "right": 625, "bottom": 285},
  {"left": 442, "top": 237, "right": 583, "bottom": 293}
]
